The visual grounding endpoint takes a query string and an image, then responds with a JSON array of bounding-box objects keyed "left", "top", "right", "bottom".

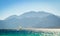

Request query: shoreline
[{"left": 0, "top": 28, "right": 60, "bottom": 32}]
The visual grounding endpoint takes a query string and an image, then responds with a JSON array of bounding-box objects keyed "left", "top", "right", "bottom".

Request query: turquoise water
[{"left": 0, "top": 29, "right": 60, "bottom": 36}]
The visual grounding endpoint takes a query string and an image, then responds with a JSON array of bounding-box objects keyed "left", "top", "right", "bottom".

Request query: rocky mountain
[{"left": 0, "top": 11, "right": 60, "bottom": 29}]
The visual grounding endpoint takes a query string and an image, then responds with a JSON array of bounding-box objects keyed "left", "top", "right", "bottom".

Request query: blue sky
[{"left": 0, "top": 0, "right": 60, "bottom": 20}]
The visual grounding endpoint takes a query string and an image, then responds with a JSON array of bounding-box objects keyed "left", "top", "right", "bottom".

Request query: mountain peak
[
  {"left": 5, "top": 15, "right": 18, "bottom": 20},
  {"left": 20, "top": 11, "right": 51, "bottom": 18}
]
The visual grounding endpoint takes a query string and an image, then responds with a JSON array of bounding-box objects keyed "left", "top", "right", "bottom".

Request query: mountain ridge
[{"left": 0, "top": 11, "right": 60, "bottom": 29}]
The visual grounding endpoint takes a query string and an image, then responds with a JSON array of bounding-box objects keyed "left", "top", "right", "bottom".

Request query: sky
[{"left": 0, "top": 0, "right": 60, "bottom": 20}]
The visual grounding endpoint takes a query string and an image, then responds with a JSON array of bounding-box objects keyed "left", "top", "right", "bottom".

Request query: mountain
[
  {"left": 0, "top": 11, "right": 60, "bottom": 29},
  {"left": 0, "top": 20, "right": 5, "bottom": 29}
]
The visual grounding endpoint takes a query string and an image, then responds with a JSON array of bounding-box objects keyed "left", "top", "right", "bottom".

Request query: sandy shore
[{"left": 20, "top": 28, "right": 60, "bottom": 32}]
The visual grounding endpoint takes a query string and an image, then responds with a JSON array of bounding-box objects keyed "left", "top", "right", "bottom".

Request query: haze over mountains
[{"left": 0, "top": 11, "right": 60, "bottom": 29}]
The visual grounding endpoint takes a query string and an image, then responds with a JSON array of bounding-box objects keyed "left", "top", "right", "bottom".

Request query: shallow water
[{"left": 0, "top": 29, "right": 60, "bottom": 36}]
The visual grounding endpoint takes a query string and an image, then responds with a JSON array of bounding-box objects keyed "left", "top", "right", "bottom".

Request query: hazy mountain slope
[
  {"left": 0, "top": 11, "right": 60, "bottom": 29},
  {"left": 0, "top": 20, "right": 6, "bottom": 29}
]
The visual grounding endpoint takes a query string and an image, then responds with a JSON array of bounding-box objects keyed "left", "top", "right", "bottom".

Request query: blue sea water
[{"left": 0, "top": 29, "right": 60, "bottom": 36}]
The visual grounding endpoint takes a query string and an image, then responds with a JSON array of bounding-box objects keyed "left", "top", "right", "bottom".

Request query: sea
[{"left": 0, "top": 29, "right": 60, "bottom": 36}]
